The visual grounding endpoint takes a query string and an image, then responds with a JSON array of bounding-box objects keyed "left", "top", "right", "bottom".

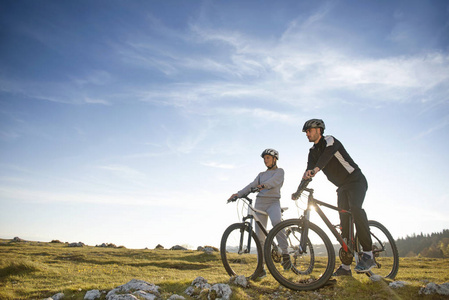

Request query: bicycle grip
[
  {"left": 227, "top": 196, "right": 238, "bottom": 203},
  {"left": 292, "top": 177, "right": 312, "bottom": 199}
]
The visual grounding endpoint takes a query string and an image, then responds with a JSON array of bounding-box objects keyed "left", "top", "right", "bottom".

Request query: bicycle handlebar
[
  {"left": 227, "top": 186, "right": 260, "bottom": 203},
  {"left": 291, "top": 170, "right": 315, "bottom": 200}
]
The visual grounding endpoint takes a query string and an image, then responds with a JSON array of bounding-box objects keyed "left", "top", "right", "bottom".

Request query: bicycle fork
[
  {"left": 239, "top": 216, "right": 254, "bottom": 254},
  {"left": 298, "top": 209, "right": 311, "bottom": 253}
]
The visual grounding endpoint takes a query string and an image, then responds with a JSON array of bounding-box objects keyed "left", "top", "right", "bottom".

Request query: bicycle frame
[
  {"left": 300, "top": 187, "right": 355, "bottom": 256},
  {"left": 236, "top": 196, "right": 269, "bottom": 254}
]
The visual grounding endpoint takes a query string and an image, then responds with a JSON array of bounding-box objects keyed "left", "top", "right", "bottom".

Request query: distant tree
[
  {"left": 420, "top": 245, "right": 444, "bottom": 258},
  {"left": 396, "top": 229, "right": 449, "bottom": 257},
  {"left": 439, "top": 238, "right": 449, "bottom": 258}
]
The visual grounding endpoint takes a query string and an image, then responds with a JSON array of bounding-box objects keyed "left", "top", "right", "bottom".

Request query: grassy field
[{"left": 1, "top": 239, "right": 448, "bottom": 300}]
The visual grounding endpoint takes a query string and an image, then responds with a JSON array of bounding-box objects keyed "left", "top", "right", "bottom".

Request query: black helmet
[
  {"left": 302, "top": 119, "right": 325, "bottom": 132},
  {"left": 261, "top": 148, "right": 279, "bottom": 160}
]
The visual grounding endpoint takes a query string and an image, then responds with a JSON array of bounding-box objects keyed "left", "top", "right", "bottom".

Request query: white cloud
[
  {"left": 122, "top": 19, "right": 449, "bottom": 111},
  {"left": 222, "top": 107, "right": 296, "bottom": 124},
  {"left": 84, "top": 97, "right": 111, "bottom": 105},
  {"left": 0, "top": 185, "right": 202, "bottom": 208},
  {"left": 201, "top": 162, "right": 236, "bottom": 169},
  {"left": 95, "top": 164, "right": 148, "bottom": 184}
]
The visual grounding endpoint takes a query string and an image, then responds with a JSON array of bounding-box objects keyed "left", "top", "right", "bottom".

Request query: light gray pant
[{"left": 254, "top": 198, "right": 289, "bottom": 256}]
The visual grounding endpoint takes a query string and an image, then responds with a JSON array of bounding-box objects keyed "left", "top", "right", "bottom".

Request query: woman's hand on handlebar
[{"left": 227, "top": 193, "right": 238, "bottom": 203}]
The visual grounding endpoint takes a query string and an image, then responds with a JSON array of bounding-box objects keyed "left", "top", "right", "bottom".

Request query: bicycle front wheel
[
  {"left": 356, "top": 220, "right": 399, "bottom": 279},
  {"left": 264, "top": 219, "right": 335, "bottom": 291},
  {"left": 220, "top": 222, "right": 263, "bottom": 280}
]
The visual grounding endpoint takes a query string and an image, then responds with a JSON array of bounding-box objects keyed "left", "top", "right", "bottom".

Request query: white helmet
[{"left": 261, "top": 148, "right": 279, "bottom": 160}]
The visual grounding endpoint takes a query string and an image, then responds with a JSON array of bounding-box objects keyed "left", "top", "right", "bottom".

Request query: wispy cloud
[
  {"left": 84, "top": 97, "right": 110, "bottom": 105},
  {"left": 0, "top": 130, "right": 20, "bottom": 141},
  {"left": 201, "top": 162, "right": 236, "bottom": 169},
  {"left": 0, "top": 77, "right": 112, "bottom": 105},
  {"left": 118, "top": 14, "right": 449, "bottom": 112},
  {"left": 411, "top": 115, "right": 449, "bottom": 141},
  {"left": 3, "top": 1, "right": 448, "bottom": 114},
  {"left": 222, "top": 107, "right": 296, "bottom": 124},
  {"left": 95, "top": 164, "right": 147, "bottom": 183},
  {"left": 165, "top": 125, "right": 211, "bottom": 155},
  {"left": 0, "top": 185, "right": 207, "bottom": 208}
]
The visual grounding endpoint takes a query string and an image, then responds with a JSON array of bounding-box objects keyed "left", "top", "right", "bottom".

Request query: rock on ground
[
  {"left": 209, "top": 283, "right": 232, "bottom": 300},
  {"left": 185, "top": 276, "right": 232, "bottom": 300},
  {"left": 170, "top": 245, "right": 188, "bottom": 250},
  {"left": 229, "top": 275, "right": 249, "bottom": 288},
  {"left": 419, "top": 282, "right": 449, "bottom": 296},
  {"left": 84, "top": 289, "right": 101, "bottom": 300},
  {"left": 106, "top": 279, "right": 160, "bottom": 300},
  {"left": 167, "top": 295, "right": 185, "bottom": 300},
  {"left": 389, "top": 281, "right": 410, "bottom": 289}
]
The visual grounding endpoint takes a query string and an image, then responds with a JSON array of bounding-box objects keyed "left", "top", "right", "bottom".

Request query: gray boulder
[
  {"left": 170, "top": 245, "right": 187, "bottom": 250},
  {"left": 208, "top": 283, "right": 232, "bottom": 300},
  {"left": 106, "top": 279, "right": 160, "bottom": 300},
  {"left": 230, "top": 275, "right": 248, "bottom": 288},
  {"left": 167, "top": 295, "right": 185, "bottom": 300},
  {"left": 50, "top": 293, "right": 64, "bottom": 300},
  {"left": 84, "top": 289, "right": 101, "bottom": 300},
  {"left": 419, "top": 282, "right": 449, "bottom": 296},
  {"left": 389, "top": 281, "right": 410, "bottom": 289}
]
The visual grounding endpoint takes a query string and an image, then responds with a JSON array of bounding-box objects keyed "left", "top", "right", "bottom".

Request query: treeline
[{"left": 395, "top": 229, "right": 449, "bottom": 258}]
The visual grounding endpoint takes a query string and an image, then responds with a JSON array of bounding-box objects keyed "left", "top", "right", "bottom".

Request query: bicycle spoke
[
  {"left": 264, "top": 219, "right": 335, "bottom": 291},
  {"left": 221, "top": 223, "right": 263, "bottom": 279},
  {"left": 356, "top": 220, "right": 399, "bottom": 279}
]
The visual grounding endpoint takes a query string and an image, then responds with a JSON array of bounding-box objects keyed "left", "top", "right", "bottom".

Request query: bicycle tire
[
  {"left": 264, "top": 219, "right": 335, "bottom": 291},
  {"left": 356, "top": 220, "right": 399, "bottom": 279},
  {"left": 220, "top": 222, "right": 263, "bottom": 280}
]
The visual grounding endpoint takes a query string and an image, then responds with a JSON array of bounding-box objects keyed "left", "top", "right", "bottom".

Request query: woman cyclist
[{"left": 228, "top": 148, "right": 291, "bottom": 279}]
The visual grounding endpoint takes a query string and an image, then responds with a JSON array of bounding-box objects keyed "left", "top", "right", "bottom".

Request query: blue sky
[{"left": 1, "top": 0, "right": 448, "bottom": 249}]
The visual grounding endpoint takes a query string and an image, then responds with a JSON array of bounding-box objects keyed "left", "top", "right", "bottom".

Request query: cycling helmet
[
  {"left": 261, "top": 148, "right": 279, "bottom": 160},
  {"left": 302, "top": 119, "right": 325, "bottom": 132}
]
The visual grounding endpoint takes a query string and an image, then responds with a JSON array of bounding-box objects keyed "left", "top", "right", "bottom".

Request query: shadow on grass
[
  {"left": 49, "top": 254, "right": 211, "bottom": 270},
  {"left": 128, "top": 261, "right": 211, "bottom": 270},
  {"left": 0, "top": 261, "right": 40, "bottom": 280}
]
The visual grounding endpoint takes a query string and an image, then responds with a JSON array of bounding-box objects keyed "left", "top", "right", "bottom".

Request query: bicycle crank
[
  {"left": 339, "top": 247, "right": 354, "bottom": 265},
  {"left": 271, "top": 247, "right": 282, "bottom": 263}
]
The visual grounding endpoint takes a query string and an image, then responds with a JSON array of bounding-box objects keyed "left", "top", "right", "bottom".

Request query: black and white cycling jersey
[{"left": 307, "top": 135, "right": 363, "bottom": 187}]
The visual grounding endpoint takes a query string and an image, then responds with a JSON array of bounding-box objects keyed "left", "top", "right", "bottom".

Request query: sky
[{"left": 0, "top": 0, "right": 448, "bottom": 250}]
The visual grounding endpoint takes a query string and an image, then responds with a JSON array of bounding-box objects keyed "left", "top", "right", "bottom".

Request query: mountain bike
[
  {"left": 263, "top": 177, "right": 399, "bottom": 291},
  {"left": 220, "top": 187, "right": 288, "bottom": 280}
]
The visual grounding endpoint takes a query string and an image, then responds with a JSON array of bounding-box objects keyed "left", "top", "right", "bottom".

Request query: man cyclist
[
  {"left": 296, "top": 119, "right": 375, "bottom": 276},
  {"left": 228, "top": 148, "right": 291, "bottom": 279}
]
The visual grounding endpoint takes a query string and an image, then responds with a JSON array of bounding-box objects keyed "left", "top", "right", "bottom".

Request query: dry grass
[{"left": 0, "top": 239, "right": 448, "bottom": 299}]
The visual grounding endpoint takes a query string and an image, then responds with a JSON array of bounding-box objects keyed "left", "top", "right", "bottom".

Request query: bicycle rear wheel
[
  {"left": 264, "top": 219, "right": 335, "bottom": 291},
  {"left": 356, "top": 220, "right": 399, "bottom": 279},
  {"left": 220, "top": 222, "right": 263, "bottom": 280}
]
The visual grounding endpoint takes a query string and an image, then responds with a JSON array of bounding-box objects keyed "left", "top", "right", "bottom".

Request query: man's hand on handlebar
[
  {"left": 303, "top": 168, "right": 319, "bottom": 180},
  {"left": 292, "top": 169, "right": 318, "bottom": 200}
]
